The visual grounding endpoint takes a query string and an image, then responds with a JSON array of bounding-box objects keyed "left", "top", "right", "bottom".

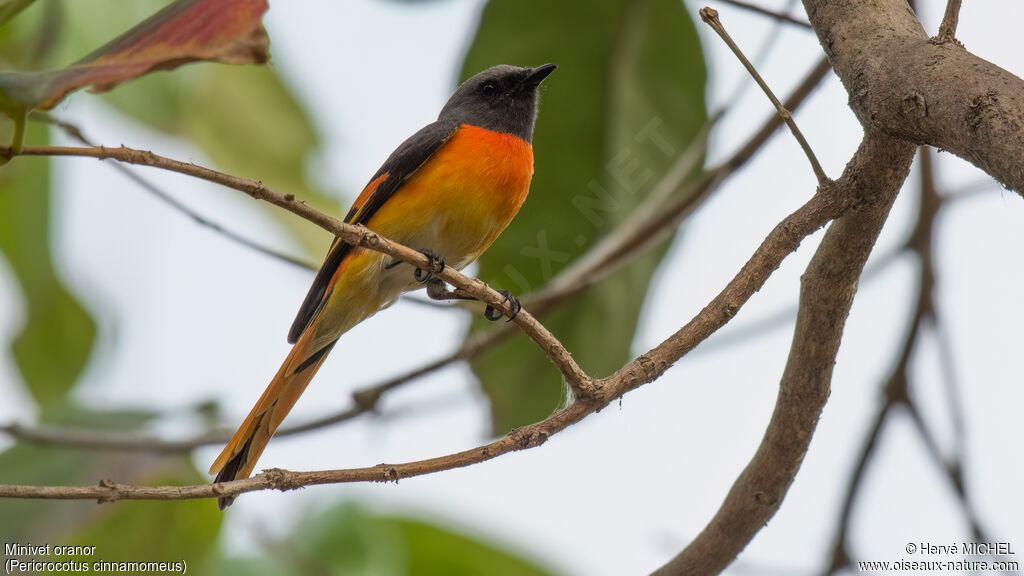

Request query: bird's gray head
[{"left": 438, "top": 63, "right": 557, "bottom": 143}]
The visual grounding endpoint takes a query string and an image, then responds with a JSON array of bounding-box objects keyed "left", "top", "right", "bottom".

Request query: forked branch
[{"left": 0, "top": 134, "right": 857, "bottom": 502}]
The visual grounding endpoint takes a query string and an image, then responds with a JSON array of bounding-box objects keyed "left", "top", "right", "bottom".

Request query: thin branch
[
  {"left": 656, "top": 130, "right": 916, "bottom": 576},
  {"left": 717, "top": 0, "right": 812, "bottom": 29},
  {"left": 700, "top": 7, "right": 830, "bottom": 186},
  {"left": 928, "top": 310, "right": 967, "bottom": 467},
  {"left": 0, "top": 422, "right": 223, "bottom": 454},
  {"left": 822, "top": 147, "right": 936, "bottom": 574},
  {"left": 823, "top": 401, "right": 891, "bottom": 575},
  {"left": 0, "top": 57, "right": 835, "bottom": 455},
  {"left": 0, "top": 340, "right": 478, "bottom": 452},
  {"left": 824, "top": 305, "right": 920, "bottom": 574},
  {"left": 943, "top": 177, "right": 1002, "bottom": 203},
  {"left": 35, "top": 112, "right": 317, "bottom": 272},
  {"left": 823, "top": 147, "right": 990, "bottom": 574},
  {"left": 0, "top": 143, "right": 596, "bottom": 400},
  {"left": 902, "top": 149, "right": 989, "bottom": 546},
  {"left": 698, "top": 244, "right": 906, "bottom": 356},
  {"left": 541, "top": 57, "right": 833, "bottom": 307},
  {"left": 902, "top": 401, "right": 986, "bottom": 541},
  {"left": 936, "top": 0, "right": 962, "bottom": 44},
  {"left": 717, "top": 0, "right": 805, "bottom": 117},
  {"left": 2, "top": 312, "right": 514, "bottom": 452},
  {"left": 0, "top": 130, "right": 861, "bottom": 501}
]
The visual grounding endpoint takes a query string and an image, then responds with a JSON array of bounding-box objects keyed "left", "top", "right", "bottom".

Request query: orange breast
[{"left": 366, "top": 123, "right": 535, "bottom": 267}]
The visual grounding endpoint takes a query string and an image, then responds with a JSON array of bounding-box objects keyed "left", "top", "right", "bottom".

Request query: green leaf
[
  {"left": 0, "top": 0, "right": 270, "bottom": 116},
  {"left": 217, "top": 502, "right": 558, "bottom": 576},
  {"left": 0, "top": 122, "right": 96, "bottom": 404},
  {"left": 52, "top": 1, "right": 336, "bottom": 255},
  {"left": 0, "top": 0, "right": 37, "bottom": 28},
  {"left": 462, "top": 0, "right": 707, "bottom": 432}
]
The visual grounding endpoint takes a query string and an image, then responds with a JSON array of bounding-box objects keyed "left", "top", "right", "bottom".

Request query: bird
[{"left": 208, "top": 63, "right": 557, "bottom": 508}]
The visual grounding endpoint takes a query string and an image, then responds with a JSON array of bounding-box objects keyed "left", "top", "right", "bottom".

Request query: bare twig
[
  {"left": 0, "top": 143, "right": 595, "bottom": 399},
  {"left": 35, "top": 112, "right": 317, "bottom": 272},
  {"left": 0, "top": 422, "right": 223, "bottom": 454},
  {"left": 542, "top": 57, "right": 833, "bottom": 306},
  {"left": 655, "top": 130, "right": 916, "bottom": 576},
  {"left": 936, "top": 0, "right": 962, "bottom": 43},
  {"left": 943, "top": 177, "right": 1001, "bottom": 203},
  {"left": 0, "top": 344, "right": 477, "bottom": 452},
  {"left": 698, "top": 244, "right": 906, "bottom": 356},
  {"left": 902, "top": 401, "right": 986, "bottom": 541},
  {"left": 717, "top": 0, "right": 805, "bottom": 116},
  {"left": 0, "top": 57, "right": 835, "bottom": 455},
  {"left": 718, "top": 0, "right": 812, "bottom": 29},
  {"left": 823, "top": 400, "right": 889, "bottom": 575},
  {"left": 803, "top": 0, "right": 1024, "bottom": 196},
  {"left": 700, "top": 7, "right": 830, "bottom": 186},
  {"left": 823, "top": 147, "right": 937, "bottom": 574},
  {"left": 2, "top": 314, "right": 515, "bottom": 452},
  {"left": 0, "top": 129, "right": 862, "bottom": 501},
  {"left": 928, "top": 310, "right": 967, "bottom": 466},
  {"left": 823, "top": 147, "right": 991, "bottom": 574}
]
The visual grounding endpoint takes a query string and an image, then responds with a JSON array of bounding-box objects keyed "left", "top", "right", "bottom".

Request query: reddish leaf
[{"left": 0, "top": 0, "right": 269, "bottom": 113}]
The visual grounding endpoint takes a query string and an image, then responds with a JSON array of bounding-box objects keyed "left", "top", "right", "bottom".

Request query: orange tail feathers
[{"left": 209, "top": 331, "right": 336, "bottom": 509}]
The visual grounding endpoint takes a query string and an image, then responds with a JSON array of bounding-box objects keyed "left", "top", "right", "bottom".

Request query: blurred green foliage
[
  {"left": 0, "top": 0, "right": 38, "bottom": 27},
  {"left": 0, "top": 406, "right": 166, "bottom": 544},
  {"left": 463, "top": 0, "right": 707, "bottom": 432},
  {"left": 54, "top": 0, "right": 337, "bottom": 253},
  {"left": 0, "top": 121, "right": 95, "bottom": 405},
  {"left": 215, "top": 503, "right": 559, "bottom": 576},
  {"left": 0, "top": 0, "right": 707, "bottom": 572},
  {"left": 64, "top": 472, "right": 224, "bottom": 575},
  {"left": 0, "top": 2, "right": 322, "bottom": 574}
]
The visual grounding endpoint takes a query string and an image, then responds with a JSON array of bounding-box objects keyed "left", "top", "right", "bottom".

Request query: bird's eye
[{"left": 481, "top": 82, "right": 498, "bottom": 96}]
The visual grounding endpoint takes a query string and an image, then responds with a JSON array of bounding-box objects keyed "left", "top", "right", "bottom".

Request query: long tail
[{"left": 208, "top": 326, "right": 337, "bottom": 509}]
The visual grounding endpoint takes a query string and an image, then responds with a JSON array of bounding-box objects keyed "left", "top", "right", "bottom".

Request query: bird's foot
[
  {"left": 414, "top": 250, "right": 445, "bottom": 283},
  {"left": 383, "top": 250, "right": 445, "bottom": 282},
  {"left": 425, "top": 278, "right": 469, "bottom": 301},
  {"left": 484, "top": 289, "right": 521, "bottom": 322}
]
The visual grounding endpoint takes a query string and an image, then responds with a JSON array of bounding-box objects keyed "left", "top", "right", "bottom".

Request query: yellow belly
[
  {"left": 372, "top": 123, "right": 535, "bottom": 266},
  {"left": 310, "top": 124, "right": 534, "bottom": 345}
]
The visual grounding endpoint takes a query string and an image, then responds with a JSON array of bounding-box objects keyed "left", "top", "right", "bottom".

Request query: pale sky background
[{"left": 1, "top": 1, "right": 1022, "bottom": 574}]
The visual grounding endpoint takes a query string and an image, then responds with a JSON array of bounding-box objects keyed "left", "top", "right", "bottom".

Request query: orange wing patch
[{"left": 345, "top": 172, "right": 389, "bottom": 223}]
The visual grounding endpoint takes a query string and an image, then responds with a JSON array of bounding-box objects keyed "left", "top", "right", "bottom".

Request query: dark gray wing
[{"left": 286, "top": 119, "right": 460, "bottom": 343}]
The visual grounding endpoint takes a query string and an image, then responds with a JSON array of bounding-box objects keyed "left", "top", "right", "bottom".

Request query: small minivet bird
[{"left": 209, "top": 63, "right": 557, "bottom": 508}]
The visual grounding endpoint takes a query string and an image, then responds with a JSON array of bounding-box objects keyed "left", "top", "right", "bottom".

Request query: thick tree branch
[
  {"left": 824, "top": 148, "right": 991, "bottom": 573},
  {"left": 803, "top": 0, "right": 1024, "bottom": 194},
  {"left": 654, "top": 130, "right": 916, "bottom": 576}
]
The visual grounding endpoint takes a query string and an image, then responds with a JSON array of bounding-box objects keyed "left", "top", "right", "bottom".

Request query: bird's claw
[
  {"left": 414, "top": 250, "right": 445, "bottom": 283},
  {"left": 484, "top": 289, "right": 521, "bottom": 322}
]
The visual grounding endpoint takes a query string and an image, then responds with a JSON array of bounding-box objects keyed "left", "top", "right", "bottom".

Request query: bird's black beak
[{"left": 523, "top": 63, "right": 557, "bottom": 87}]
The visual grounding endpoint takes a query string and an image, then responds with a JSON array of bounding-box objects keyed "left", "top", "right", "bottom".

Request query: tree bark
[
  {"left": 655, "top": 1, "right": 1024, "bottom": 573},
  {"left": 805, "top": 0, "right": 1024, "bottom": 193}
]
